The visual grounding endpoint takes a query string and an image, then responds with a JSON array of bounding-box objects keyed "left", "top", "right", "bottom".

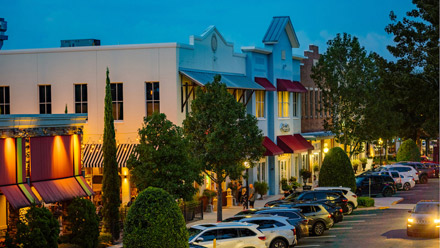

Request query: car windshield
[
  {"left": 188, "top": 227, "right": 204, "bottom": 240},
  {"left": 355, "top": 177, "right": 365, "bottom": 184},
  {"left": 414, "top": 203, "right": 440, "bottom": 214},
  {"left": 223, "top": 217, "right": 245, "bottom": 222},
  {"left": 285, "top": 191, "right": 302, "bottom": 200}
]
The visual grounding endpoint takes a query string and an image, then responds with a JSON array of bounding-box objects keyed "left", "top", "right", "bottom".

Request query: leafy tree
[
  {"left": 319, "top": 147, "right": 356, "bottom": 191},
  {"left": 65, "top": 198, "right": 100, "bottom": 248},
  {"left": 127, "top": 112, "right": 202, "bottom": 201},
  {"left": 124, "top": 187, "right": 188, "bottom": 248},
  {"left": 385, "top": 0, "right": 439, "bottom": 141},
  {"left": 101, "top": 68, "right": 120, "bottom": 240},
  {"left": 397, "top": 139, "right": 421, "bottom": 162},
  {"left": 183, "top": 75, "right": 264, "bottom": 221}
]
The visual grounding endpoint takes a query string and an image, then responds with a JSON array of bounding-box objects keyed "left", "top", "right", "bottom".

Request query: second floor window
[
  {"left": 146, "top": 82, "right": 159, "bottom": 117},
  {"left": 315, "top": 90, "right": 318, "bottom": 118},
  {"left": 255, "top": 91, "right": 265, "bottom": 118},
  {"left": 74, "top": 84, "right": 88, "bottom": 114},
  {"left": 111, "top": 83, "right": 123, "bottom": 120},
  {"left": 292, "top": 93, "right": 298, "bottom": 117},
  {"left": 278, "top": 91, "right": 289, "bottom": 118},
  {"left": 0, "top": 86, "right": 10, "bottom": 115},
  {"left": 39, "top": 85, "right": 51, "bottom": 114},
  {"left": 303, "top": 92, "right": 308, "bottom": 119}
]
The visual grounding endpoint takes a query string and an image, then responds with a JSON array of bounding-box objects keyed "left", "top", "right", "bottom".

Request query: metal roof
[
  {"left": 262, "top": 16, "right": 299, "bottom": 48},
  {"left": 180, "top": 69, "right": 264, "bottom": 90}
]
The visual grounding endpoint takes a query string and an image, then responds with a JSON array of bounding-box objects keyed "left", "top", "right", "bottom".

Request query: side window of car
[
  {"left": 239, "top": 228, "right": 256, "bottom": 237},
  {"left": 326, "top": 193, "right": 338, "bottom": 200},
  {"left": 217, "top": 228, "right": 238, "bottom": 240},
  {"left": 391, "top": 172, "right": 399, "bottom": 178},
  {"left": 315, "top": 192, "right": 327, "bottom": 200},
  {"left": 273, "top": 220, "right": 286, "bottom": 227},
  {"left": 300, "top": 206, "right": 313, "bottom": 213},
  {"left": 300, "top": 193, "right": 315, "bottom": 201},
  {"left": 200, "top": 230, "right": 217, "bottom": 242}
]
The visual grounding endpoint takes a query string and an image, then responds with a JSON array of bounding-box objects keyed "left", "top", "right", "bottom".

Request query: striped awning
[{"left": 83, "top": 143, "right": 137, "bottom": 168}]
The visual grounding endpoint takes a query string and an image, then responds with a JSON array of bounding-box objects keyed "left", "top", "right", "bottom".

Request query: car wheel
[
  {"left": 403, "top": 183, "right": 411, "bottom": 191},
  {"left": 407, "top": 229, "right": 412, "bottom": 237},
  {"left": 420, "top": 175, "right": 428, "bottom": 184},
  {"left": 383, "top": 188, "right": 393, "bottom": 197},
  {"left": 270, "top": 238, "right": 288, "bottom": 248},
  {"left": 345, "top": 203, "right": 354, "bottom": 215},
  {"left": 312, "top": 222, "right": 325, "bottom": 236}
]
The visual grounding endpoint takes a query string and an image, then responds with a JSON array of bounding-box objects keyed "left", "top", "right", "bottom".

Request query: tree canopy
[
  {"left": 183, "top": 75, "right": 264, "bottom": 221},
  {"left": 319, "top": 147, "right": 356, "bottom": 192},
  {"left": 127, "top": 112, "right": 202, "bottom": 201}
]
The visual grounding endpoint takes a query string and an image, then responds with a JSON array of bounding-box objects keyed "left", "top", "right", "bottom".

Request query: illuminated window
[
  {"left": 227, "top": 89, "right": 246, "bottom": 104},
  {"left": 278, "top": 91, "right": 289, "bottom": 118},
  {"left": 292, "top": 93, "right": 298, "bottom": 117},
  {"left": 255, "top": 91, "right": 265, "bottom": 118},
  {"left": 111, "top": 83, "right": 123, "bottom": 120},
  {"left": 0, "top": 86, "right": 10, "bottom": 115},
  {"left": 39, "top": 85, "right": 51, "bottom": 114},
  {"left": 146, "top": 82, "right": 159, "bottom": 117},
  {"left": 74, "top": 84, "right": 87, "bottom": 114}
]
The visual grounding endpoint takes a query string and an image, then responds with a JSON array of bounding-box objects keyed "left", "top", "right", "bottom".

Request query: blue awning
[
  {"left": 180, "top": 69, "right": 264, "bottom": 90},
  {"left": 301, "top": 131, "right": 335, "bottom": 141}
]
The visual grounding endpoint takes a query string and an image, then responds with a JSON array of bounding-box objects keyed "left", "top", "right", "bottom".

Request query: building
[
  {"left": 60, "top": 39, "right": 101, "bottom": 47},
  {"left": 0, "top": 16, "right": 314, "bottom": 203}
]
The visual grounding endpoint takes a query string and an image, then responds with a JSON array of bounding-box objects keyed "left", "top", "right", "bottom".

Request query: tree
[
  {"left": 183, "top": 75, "right": 264, "bottom": 221},
  {"left": 319, "top": 147, "right": 356, "bottom": 192},
  {"left": 101, "top": 68, "right": 120, "bottom": 240},
  {"left": 66, "top": 198, "right": 100, "bottom": 248},
  {"left": 127, "top": 112, "right": 202, "bottom": 201},
  {"left": 397, "top": 139, "right": 421, "bottom": 162},
  {"left": 385, "top": 0, "right": 439, "bottom": 141},
  {"left": 124, "top": 187, "right": 188, "bottom": 248},
  {"left": 311, "top": 33, "right": 378, "bottom": 158}
]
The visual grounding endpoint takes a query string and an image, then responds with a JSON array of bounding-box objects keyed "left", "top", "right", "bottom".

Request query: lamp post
[
  {"left": 244, "top": 162, "right": 250, "bottom": 209},
  {"left": 378, "top": 138, "right": 383, "bottom": 166}
]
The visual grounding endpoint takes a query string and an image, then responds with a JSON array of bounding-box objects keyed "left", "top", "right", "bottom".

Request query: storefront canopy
[
  {"left": 262, "top": 136, "right": 284, "bottom": 156},
  {"left": 301, "top": 131, "right": 335, "bottom": 141},
  {"left": 32, "top": 176, "right": 93, "bottom": 203},
  {"left": 277, "top": 134, "right": 314, "bottom": 154},
  {"left": 83, "top": 143, "right": 137, "bottom": 168},
  {"left": 255, "top": 77, "right": 276, "bottom": 91},
  {"left": 0, "top": 183, "right": 40, "bottom": 209},
  {"left": 276, "top": 79, "right": 307, "bottom": 93},
  {"left": 180, "top": 69, "right": 265, "bottom": 90}
]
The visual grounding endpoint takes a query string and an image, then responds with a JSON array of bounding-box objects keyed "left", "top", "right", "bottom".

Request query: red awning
[
  {"left": 277, "top": 134, "right": 314, "bottom": 154},
  {"left": 32, "top": 177, "right": 92, "bottom": 203},
  {"left": 263, "top": 137, "right": 284, "bottom": 156},
  {"left": 277, "top": 79, "right": 307, "bottom": 93},
  {"left": 255, "top": 77, "right": 276, "bottom": 91},
  {"left": 0, "top": 184, "right": 40, "bottom": 209}
]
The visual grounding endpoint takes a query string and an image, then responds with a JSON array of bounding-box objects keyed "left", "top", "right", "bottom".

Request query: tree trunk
[
  {"left": 425, "top": 138, "right": 430, "bottom": 156},
  {"left": 217, "top": 182, "right": 222, "bottom": 222},
  {"left": 385, "top": 139, "right": 389, "bottom": 163}
]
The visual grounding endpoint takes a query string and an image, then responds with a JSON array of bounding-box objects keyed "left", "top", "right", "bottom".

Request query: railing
[{"left": 180, "top": 201, "right": 204, "bottom": 223}]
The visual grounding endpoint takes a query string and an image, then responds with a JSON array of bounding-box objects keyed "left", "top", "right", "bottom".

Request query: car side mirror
[{"left": 196, "top": 237, "right": 204, "bottom": 242}]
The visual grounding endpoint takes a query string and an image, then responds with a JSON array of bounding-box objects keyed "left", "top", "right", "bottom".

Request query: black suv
[{"left": 355, "top": 175, "right": 396, "bottom": 197}]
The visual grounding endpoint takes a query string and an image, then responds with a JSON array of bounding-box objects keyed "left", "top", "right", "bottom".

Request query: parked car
[
  {"left": 314, "top": 187, "right": 358, "bottom": 214},
  {"left": 407, "top": 200, "right": 440, "bottom": 238},
  {"left": 394, "top": 162, "right": 432, "bottom": 183},
  {"left": 400, "top": 174, "right": 416, "bottom": 191},
  {"left": 422, "top": 163, "right": 439, "bottom": 178},
  {"left": 188, "top": 222, "right": 266, "bottom": 248},
  {"left": 271, "top": 203, "right": 334, "bottom": 236},
  {"left": 375, "top": 170, "right": 402, "bottom": 190},
  {"left": 355, "top": 175, "right": 396, "bottom": 197},
  {"left": 381, "top": 164, "right": 420, "bottom": 183},
  {"left": 321, "top": 203, "right": 344, "bottom": 224},
  {"left": 223, "top": 215, "right": 297, "bottom": 248}
]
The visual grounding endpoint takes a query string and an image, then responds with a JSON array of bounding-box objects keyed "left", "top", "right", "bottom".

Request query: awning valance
[
  {"left": 276, "top": 79, "right": 307, "bottom": 93},
  {"left": 0, "top": 183, "right": 40, "bottom": 209},
  {"left": 255, "top": 77, "right": 276, "bottom": 91},
  {"left": 83, "top": 143, "right": 137, "bottom": 168},
  {"left": 262, "top": 137, "right": 284, "bottom": 156},
  {"left": 180, "top": 69, "right": 264, "bottom": 90},
  {"left": 277, "top": 134, "right": 314, "bottom": 154},
  {"left": 301, "top": 131, "right": 335, "bottom": 141},
  {"left": 32, "top": 176, "right": 92, "bottom": 203}
]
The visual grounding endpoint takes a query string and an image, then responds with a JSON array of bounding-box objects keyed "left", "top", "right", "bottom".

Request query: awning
[
  {"left": 32, "top": 176, "right": 93, "bottom": 203},
  {"left": 255, "top": 77, "right": 276, "bottom": 91},
  {"left": 277, "top": 79, "right": 307, "bottom": 92},
  {"left": 277, "top": 134, "right": 314, "bottom": 153},
  {"left": 301, "top": 131, "right": 335, "bottom": 141},
  {"left": 0, "top": 183, "right": 40, "bottom": 209},
  {"left": 180, "top": 69, "right": 264, "bottom": 90},
  {"left": 83, "top": 143, "right": 137, "bottom": 168},
  {"left": 262, "top": 137, "right": 284, "bottom": 156}
]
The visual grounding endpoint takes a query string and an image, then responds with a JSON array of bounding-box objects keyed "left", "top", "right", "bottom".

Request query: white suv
[
  {"left": 400, "top": 174, "right": 416, "bottom": 191},
  {"left": 188, "top": 222, "right": 266, "bottom": 248},
  {"left": 314, "top": 187, "right": 358, "bottom": 214},
  {"left": 223, "top": 215, "right": 297, "bottom": 248},
  {"left": 381, "top": 165, "right": 419, "bottom": 182}
]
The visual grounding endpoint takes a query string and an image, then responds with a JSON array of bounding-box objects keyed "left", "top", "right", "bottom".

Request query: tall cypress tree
[{"left": 101, "top": 68, "right": 120, "bottom": 240}]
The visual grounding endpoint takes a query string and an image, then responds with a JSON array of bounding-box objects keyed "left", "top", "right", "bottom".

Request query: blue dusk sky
[{"left": 1, "top": 0, "right": 416, "bottom": 60}]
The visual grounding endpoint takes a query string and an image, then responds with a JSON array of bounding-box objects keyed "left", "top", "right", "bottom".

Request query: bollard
[{"left": 226, "top": 188, "right": 233, "bottom": 207}]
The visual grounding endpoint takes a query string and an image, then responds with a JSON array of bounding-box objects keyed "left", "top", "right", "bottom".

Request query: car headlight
[
  {"left": 434, "top": 219, "right": 440, "bottom": 224},
  {"left": 408, "top": 218, "right": 414, "bottom": 223}
]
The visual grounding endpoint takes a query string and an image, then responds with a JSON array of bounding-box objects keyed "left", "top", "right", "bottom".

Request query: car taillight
[
  {"left": 433, "top": 170, "right": 435, "bottom": 174},
  {"left": 328, "top": 214, "right": 332, "bottom": 218},
  {"left": 302, "top": 219, "right": 309, "bottom": 224},
  {"left": 339, "top": 209, "right": 343, "bottom": 213},
  {"left": 258, "top": 236, "right": 266, "bottom": 241},
  {"left": 292, "top": 228, "right": 296, "bottom": 236},
  {"left": 342, "top": 199, "right": 348, "bottom": 202},
  {"left": 352, "top": 195, "right": 357, "bottom": 198}
]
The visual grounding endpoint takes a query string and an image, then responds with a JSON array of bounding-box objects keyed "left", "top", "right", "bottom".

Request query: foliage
[
  {"left": 300, "top": 169, "right": 312, "bottom": 186},
  {"left": 319, "top": 147, "right": 356, "bottom": 191},
  {"left": 396, "top": 139, "right": 421, "bottom": 162},
  {"left": 358, "top": 197, "right": 375, "bottom": 207},
  {"left": 98, "top": 233, "right": 113, "bottom": 247},
  {"left": 280, "top": 178, "right": 291, "bottom": 191},
  {"left": 65, "top": 198, "right": 99, "bottom": 248},
  {"left": 127, "top": 112, "right": 202, "bottom": 201},
  {"left": 13, "top": 205, "right": 59, "bottom": 248},
  {"left": 254, "top": 181, "right": 268, "bottom": 198},
  {"left": 183, "top": 75, "right": 264, "bottom": 221},
  {"left": 58, "top": 244, "right": 82, "bottom": 248},
  {"left": 360, "top": 158, "right": 368, "bottom": 164},
  {"left": 288, "top": 176, "right": 297, "bottom": 184},
  {"left": 124, "top": 187, "right": 188, "bottom": 248},
  {"left": 385, "top": 0, "right": 439, "bottom": 140},
  {"left": 101, "top": 68, "right": 121, "bottom": 240},
  {"left": 202, "top": 189, "right": 217, "bottom": 202},
  {"left": 313, "top": 164, "right": 320, "bottom": 172},
  {"left": 351, "top": 159, "right": 361, "bottom": 167}
]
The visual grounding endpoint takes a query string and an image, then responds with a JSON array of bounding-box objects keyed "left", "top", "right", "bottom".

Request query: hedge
[
  {"left": 396, "top": 139, "right": 421, "bottom": 162},
  {"left": 318, "top": 147, "right": 356, "bottom": 191},
  {"left": 358, "top": 197, "right": 375, "bottom": 207}
]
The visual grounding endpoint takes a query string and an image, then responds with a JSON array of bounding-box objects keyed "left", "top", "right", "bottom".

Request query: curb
[{"left": 392, "top": 198, "right": 404, "bottom": 205}]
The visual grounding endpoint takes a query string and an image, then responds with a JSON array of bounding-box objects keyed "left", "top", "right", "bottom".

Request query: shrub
[
  {"left": 288, "top": 177, "right": 297, "bottom": 184},
  {"left": 358, "top": 197, "right": 375, "bottom": 207},
  {"left": 124, "top": 187, "right": 188, "bottom": 248},
  {"left": 280, "top": 178, "right": 291, "bottom": 191},
  {"left": 360, "top": 158, "right": 368, "bottom": 164},
  {"left": 313, "top": 164, "right": 320, "bottom": 172},
  {"left": 319, "top": 147, "right": 356, "bottom": 191},
  {"left": 300, "top": 169, "right": 312, "bottom": 185},
  {"left": 396, "top": 139, "right": 421, "bottom": 162},
  {"left": 98, "top": 233, "right": 113, "bottom": 247},
  {"left": 14, "top": 205, "right": 59, "bottom": 248},
  {"left": 202, "top": 189, "right": 217, "bottom": 204},
  {"left": 65, "top": 198, "right": 100, "bottom": 248},
  {"left": 254, "top": 181, "right": 268, "bottom": 198}
]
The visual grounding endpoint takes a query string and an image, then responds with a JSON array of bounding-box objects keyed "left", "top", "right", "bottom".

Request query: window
[
  {"left": 279, "top": 160, "right": 287, "bottom": 180},
  {"left": 200, "top": 230, "right": 217, "bottom": 242},
  {"left": 111, "top": 83, "right": 123, "bottom": 120},
  {"left": 320, "top": 91, "right": 323, "bottom": 118},
  {"left": 74, "top": 84, "right": 87, "bottom": 113},
  {"left": 278, "top": 91, "right": 289, "bottom": 118},
  {"left": 146, "top": 82, "right": 159, "bottom": 117},
  {"left": 303, "top": 92, "right": 308, "bottom": 118},
  {"left": 255, "top": 91, "right": 265, "bottom": 118},
  {"left": 239, "top": 228, "right": 256, "bottom": 237},
  {"left": 0, "top": 86, "right": 10, "bottom": 114},
  {"left": 228, "top": 89, "right": 246, "bottom": 104},
  {"left": 292, "top": 93, "right": 297, "bottom": 117},
  {"left": 309, "top": 90, "right": 313, "bottom": 118},
  {"left": 39, "top": 85, "right": 51, "bottom": 114},
  {"left": 217, "top": 228, "right": 238, "bottom": 240},
  {"left": 315, "top": 192, "right": 327, "bottom": 200},
  {"left": 315, "top": 90, "right": 318, "bottom": 118},
  {"left": 257, "top": 162, "right": 266, "bottom": 182}
]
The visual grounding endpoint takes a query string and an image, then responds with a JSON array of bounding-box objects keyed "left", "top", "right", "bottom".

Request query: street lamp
[
  {"left": 244, "top": 162, "right": 250, "bottom": 209},
  {"left": 378, "top": 138, "right": 383, "bottom": 166}
]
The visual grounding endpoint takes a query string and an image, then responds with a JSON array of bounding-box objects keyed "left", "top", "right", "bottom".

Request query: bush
[
  {"left": 319, "top": 147, "right": 356, "bottom": 191},
  {"left": 288, "top": 177, "right": 297, "bottom": 184},
  {"left": 360, "top": 158, "right": 368, "bottom": 164},
  {"left": 124, "top": 187, "right": 188, "bottom": 248},
  {"left": 397, "top": 139, "right": 421, "bottom": 162},
  {"left": 358, "top": 197, "right": 375, "bottom": 207},
  {"left": 280, "top": 178, "right": 291, "bottom": 191},
  {"left": 300, "top": 169, "right": 312, "bottom": 185},
  {"left": 65, "top": 198, "right": 100, "bottom": 248},
  {"left": 98, "top": 233, "right": 113, "bottom": 247},
  {"left": 313, "top": 164, "right": 320, "bottom": 172},
  {"left": 254, "top": 181, "right": 268, "bottom": 198},
  {"left": 58, "top": 244, "right": 82, "bottom": 248}
]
